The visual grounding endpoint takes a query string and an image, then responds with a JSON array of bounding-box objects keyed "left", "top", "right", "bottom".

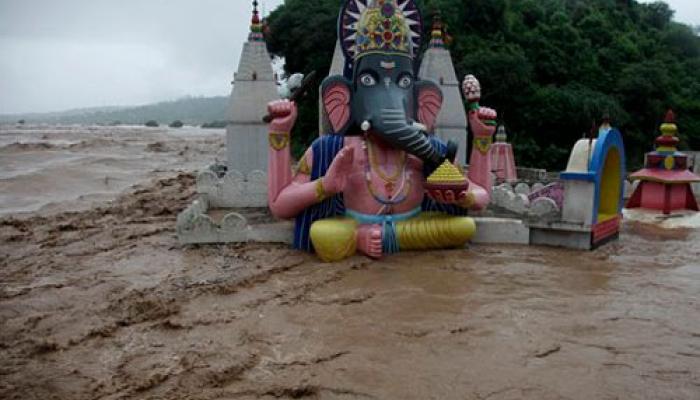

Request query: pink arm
[
  {"left": 266, "top": 100, "right": 325, "bottom": 219},
  {"left": 268, "top": 147, "right": 321, "bottom": 219},
  {"left": 462, "top": 75, "right": 496, "bottom": 210},
  {"left": 466, "top": 109, "right": 495, "bottom": 208},
  {"left": 266, "top": 99, "right": 353, "bottom": 219}
]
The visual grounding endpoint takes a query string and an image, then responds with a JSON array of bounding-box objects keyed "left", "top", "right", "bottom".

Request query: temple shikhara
[
  {"left": 224, "top": 0, "right": 279, "bottom": 204},
  {"left": 627, "top": 110, "right": 700, "bottom": 214},
  {"left": 177, "top": 0, "right": 288, "bottom": 244},
  {"left": 418, "top": 14, "right": 468, "bottom": 164}
]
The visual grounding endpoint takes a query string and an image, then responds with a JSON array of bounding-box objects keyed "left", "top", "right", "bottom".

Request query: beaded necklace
[
  {"left": 367, "top": 138, "right": 406, "bottom": 182},
  {"left": 362, "top": 136, "right": 410, "bottom": 209}
]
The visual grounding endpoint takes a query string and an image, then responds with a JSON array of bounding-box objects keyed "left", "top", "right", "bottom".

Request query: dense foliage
[{"left": 266, "top": 0, "right": 700, "bottom": 169}]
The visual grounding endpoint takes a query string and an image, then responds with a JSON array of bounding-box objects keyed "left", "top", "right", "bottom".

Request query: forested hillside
[{"left": 266, "top": 0, "right": 700, "bottom": 169}]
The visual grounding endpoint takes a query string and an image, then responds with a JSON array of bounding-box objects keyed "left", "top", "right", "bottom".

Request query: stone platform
[
  {"left": 178, "top": 199, "right": 532, "bottom": 247},
  {"left": 196, "top": 163, "right": 268, "bottom": 208},
  {"left": 529, "top": 221, "right": 599, "bottom": 251},
  {"left": 472, "top": 218, "right": 530, "bottom": 245}
]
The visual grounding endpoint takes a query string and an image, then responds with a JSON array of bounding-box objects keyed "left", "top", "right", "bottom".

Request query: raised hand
[
  {"left": 462, "top": 75, "right": 497, "bottom": 138},
  {"left": 462, "top": 74, "right": 482, "bottom": 103},
  {"left": 267, "top": 99, "right": 298, "bottom": 133},
  {"left": 426, "top": 188, "right": 475, "bottom": 208},
  {"left": 322, "top": 146, "right": 354, "bottom": 194}
]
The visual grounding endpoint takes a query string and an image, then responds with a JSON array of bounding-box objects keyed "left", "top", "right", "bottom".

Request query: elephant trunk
[{"left": 371, "top": 108, "right": 445, "bottom": 173}]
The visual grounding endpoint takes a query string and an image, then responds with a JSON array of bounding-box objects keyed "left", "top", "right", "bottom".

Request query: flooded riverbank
[
  {"left": 0, "top": 126, "right": 698, "bottom": 399},
  {"left": 0, "top": 124, "right": 224, "bottom": 216}
]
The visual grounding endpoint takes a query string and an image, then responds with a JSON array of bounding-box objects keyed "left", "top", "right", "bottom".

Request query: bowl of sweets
[{"left": 425, "top": 160, "right": 469, "bottom": 200}]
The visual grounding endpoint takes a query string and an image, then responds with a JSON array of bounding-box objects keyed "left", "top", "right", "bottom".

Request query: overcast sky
[{"left": 0, "top": 0, "right": 697, "bottom": 114}]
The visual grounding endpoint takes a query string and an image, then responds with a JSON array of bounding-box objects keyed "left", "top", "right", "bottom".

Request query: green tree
[
  {"left": 266, "top": 0, "right": 341, "bottom": 156},
  {"left": 266, "top": 0, "right": 700, "bottom": 169}
]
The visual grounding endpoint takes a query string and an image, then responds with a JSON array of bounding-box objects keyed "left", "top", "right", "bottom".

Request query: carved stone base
[
  {"left": 490, "top": 183, "right": 562, "bottom": 221},
  {"left": 176, "top": 195, "right": 293, "bottom": 245},
  {"left": 196, "top": 164, "right": 268, "bottom": 208}
]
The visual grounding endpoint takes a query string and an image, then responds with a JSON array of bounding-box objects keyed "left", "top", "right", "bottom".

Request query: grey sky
[{"left": 0, "top": 0, "right": 697, "bottom": 114}]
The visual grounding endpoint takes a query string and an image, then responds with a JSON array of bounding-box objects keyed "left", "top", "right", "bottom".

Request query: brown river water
[{"left": 0, "top": 125, "right": 699, "bottom": 399}]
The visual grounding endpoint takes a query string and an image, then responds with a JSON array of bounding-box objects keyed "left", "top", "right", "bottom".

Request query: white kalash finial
[{"left": 496, "top": 125, "right": 508, "bottom": 143}]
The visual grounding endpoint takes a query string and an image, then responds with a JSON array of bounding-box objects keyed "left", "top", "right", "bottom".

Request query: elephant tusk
[
  {"left": 361, "top": 120, "right": 372, "bottom": 132},
  {"left": 412, "top": 122, "right": 427, "bottom": 132}
]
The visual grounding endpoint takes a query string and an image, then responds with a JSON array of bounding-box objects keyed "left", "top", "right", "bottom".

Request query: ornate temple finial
[
  {"left": 664, "top": 109, "right": 675, "bottom": 124},
  {"left": 429, "top": 12, "right": 445, "bottom": 48},
  {"left": 249, "top": 0, "right": 264, "bottom": 42},
  {"left": 495, "top": 125, "right": 508, "bottom": 143},
  {"left": 656, "top": 109, "right": 679, "bottom": 153}
]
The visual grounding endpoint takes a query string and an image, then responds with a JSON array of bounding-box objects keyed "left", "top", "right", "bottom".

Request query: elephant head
[{"left": 321, "top": 0, "right": 456, "bottom": 172}]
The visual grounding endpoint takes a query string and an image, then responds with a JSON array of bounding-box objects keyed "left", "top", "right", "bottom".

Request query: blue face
[
  {"left": 350, "top": 54, "right": 417, "bottom": 129},
  {"left": 321, "top": 51, "right": 447, "bottom": 170},
  {"left": 344, "top": 53, "right": 446, "bottom": 169}
]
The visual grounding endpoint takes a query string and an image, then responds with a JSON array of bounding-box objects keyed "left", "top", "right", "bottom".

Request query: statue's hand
[
  {"left": 462, "top": 75, "right": 497, "bottom": 138},
  {"left": 462, "top": 75, "right": 482, "bottom": 103},
  {"left": 267, "top": 99, "right": 298, "bottom": 133},
  {"left": 471, "top": 107, "right": 498, "bottom": 138},
  {"left": 427, "top": 189, "right": 474, "bottom": 208},
  {"left": 322, "top": 146, "right": 354, "bottom": 194}
]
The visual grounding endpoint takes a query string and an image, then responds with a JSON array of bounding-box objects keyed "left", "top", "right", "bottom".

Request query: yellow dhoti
[{"left": 309, "top": 210, "right": 476, "bottom": 262}]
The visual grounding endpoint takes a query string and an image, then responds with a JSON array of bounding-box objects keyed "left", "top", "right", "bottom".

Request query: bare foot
[{"left": 357, "top": 224, "right": 383, "bottom": 259}]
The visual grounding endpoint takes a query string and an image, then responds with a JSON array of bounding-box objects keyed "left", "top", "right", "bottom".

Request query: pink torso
[{"left": 342, "top": 136, "right": 426, "bottom": 215}]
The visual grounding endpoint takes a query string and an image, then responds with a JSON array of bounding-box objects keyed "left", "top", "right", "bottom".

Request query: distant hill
[{"left": 0, "top": 96, "right": 229, "bottom": 126}]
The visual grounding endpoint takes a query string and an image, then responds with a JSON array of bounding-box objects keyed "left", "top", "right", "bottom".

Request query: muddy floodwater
[{"left": 1, "top": 125, "right": 699, "bottom": 399}]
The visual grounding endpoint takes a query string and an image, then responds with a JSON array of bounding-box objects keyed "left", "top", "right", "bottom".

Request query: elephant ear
[
  {"left": 416, "top": 80, "right": 443, "bottom": 133},
  {"left": 321, "top": 76, "right": 352, "bottom": 135}
]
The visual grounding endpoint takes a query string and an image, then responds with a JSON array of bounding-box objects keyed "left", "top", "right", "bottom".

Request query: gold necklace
[{"left": 366, "top": 138, "right": 407, "bottom": 183}]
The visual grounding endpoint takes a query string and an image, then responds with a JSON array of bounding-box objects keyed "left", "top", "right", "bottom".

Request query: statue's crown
[
  {"left": 355, "top": 0, "right": 410, "bottom": 59},
  {"left": 339, "top": 0, "right": 422, "bottom": 62}
]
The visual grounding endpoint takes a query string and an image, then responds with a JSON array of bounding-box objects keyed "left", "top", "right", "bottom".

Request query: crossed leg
[
  {"left": 309, "top": 213, "right": 476, "bottom": 262},
  {"left": 309, "top": 217, "right": 384, "bottom": 262},
  {"left": 396, "top": 212, "right": 476, "bottom": 250}
]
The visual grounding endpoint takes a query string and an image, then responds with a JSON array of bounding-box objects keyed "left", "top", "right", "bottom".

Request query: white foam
[{"left": 623, "top": 208, "right": 700, "bottom": 229}]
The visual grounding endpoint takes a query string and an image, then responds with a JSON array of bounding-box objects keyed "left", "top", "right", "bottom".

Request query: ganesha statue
[{"left": 266, "top": 0, "right": 497, "bottom": 262}]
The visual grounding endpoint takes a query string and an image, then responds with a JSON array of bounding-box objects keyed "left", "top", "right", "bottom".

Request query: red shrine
[{"left": 627, "top": 110, "right": 700, "bottom": 214}]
